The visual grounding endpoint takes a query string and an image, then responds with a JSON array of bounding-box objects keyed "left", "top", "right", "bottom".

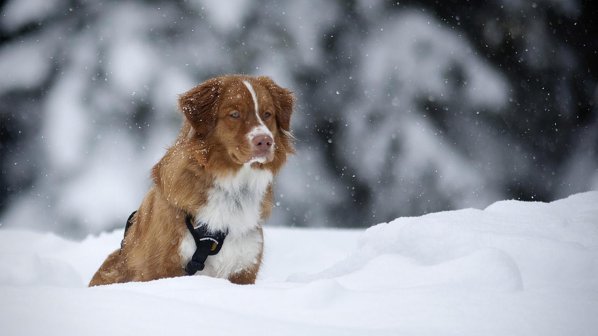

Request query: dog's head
[{"left": 178, "top": 75, "right": 294, "bottom": 171}]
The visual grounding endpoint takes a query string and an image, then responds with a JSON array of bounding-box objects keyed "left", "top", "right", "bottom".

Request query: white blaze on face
[{"left": 242, "top": 80, "right": 274, "bottom": 142}]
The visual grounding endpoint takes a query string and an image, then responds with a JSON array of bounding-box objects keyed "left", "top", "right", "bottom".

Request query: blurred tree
[{"left": 0, "top": 0, "right": 595, "bottom": 235}]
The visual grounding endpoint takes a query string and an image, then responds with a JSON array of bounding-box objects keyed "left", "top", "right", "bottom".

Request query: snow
[
  {"left": 194, "top": 0, "right": 253, "bottom": 32},
  {"left": 43, "top": 64, "right": 91, "bottom": 172},
  {"left": 0, "top": 0, "right": 66, "bottom": 32},
  {"left": 0, "top": 37, "right": 54, "bottom": 93},
  {"left": 1, "top": 191, "right": 597, "bottom": 335}
]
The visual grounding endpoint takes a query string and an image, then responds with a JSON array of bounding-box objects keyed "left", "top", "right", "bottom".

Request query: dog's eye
[
  {"left": 229, "top": 111, "right": 240, "bottom": 119},
  {"left": 263, "top": 111, "right": 272, "bottom": 120}
]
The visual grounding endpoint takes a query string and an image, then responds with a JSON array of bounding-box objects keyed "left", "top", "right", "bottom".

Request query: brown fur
[{"left": 89, "top": 75, "right": 294, "bottom": 286}]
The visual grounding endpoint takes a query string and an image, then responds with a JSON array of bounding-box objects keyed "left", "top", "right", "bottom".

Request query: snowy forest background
[{"left": 0, "top": 0, "right": 596, "bottom": 238}]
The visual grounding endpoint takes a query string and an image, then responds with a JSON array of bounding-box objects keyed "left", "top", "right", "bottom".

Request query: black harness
[
  {"left": 183, "top": 214, "right": 228, "bottom": 275},
  {"left": 121, "top": 211, "right": 228, "bottom": 275}
]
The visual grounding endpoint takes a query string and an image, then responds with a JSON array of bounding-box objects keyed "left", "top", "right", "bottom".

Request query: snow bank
[{"left": 1, "top": 192, "right": 597, "bottom": 335}]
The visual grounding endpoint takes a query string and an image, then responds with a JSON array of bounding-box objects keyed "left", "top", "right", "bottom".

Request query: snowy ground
[{"left": 1, "top": 192, "right": 597, "bottom": 335}]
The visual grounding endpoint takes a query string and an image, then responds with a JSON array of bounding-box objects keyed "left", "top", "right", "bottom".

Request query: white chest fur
[{"left": 179, "top": 164, "right": 273, "bottom": 278}]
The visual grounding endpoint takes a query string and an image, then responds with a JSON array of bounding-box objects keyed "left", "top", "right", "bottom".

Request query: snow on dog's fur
[{"left": 89, "top": 75, "right": 294, "bottom": 286}]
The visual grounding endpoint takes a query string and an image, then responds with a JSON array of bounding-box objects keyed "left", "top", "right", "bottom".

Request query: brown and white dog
[{"left": 89, "top": 75, "right": 294, "bottom": 286}]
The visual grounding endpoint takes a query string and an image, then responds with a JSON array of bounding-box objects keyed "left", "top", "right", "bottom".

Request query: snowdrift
[{"left": 1, "top": 192, "right": 597, "bottom": 335}]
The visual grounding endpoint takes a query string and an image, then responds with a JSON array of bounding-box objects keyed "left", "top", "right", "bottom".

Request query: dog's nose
[{"left": 252, "top": 134, "right": 273, "bottom": 151}]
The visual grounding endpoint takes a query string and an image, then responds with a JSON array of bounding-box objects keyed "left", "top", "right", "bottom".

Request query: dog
[{"left": 89, "top": 75, "right": 294, "bottom": 286}]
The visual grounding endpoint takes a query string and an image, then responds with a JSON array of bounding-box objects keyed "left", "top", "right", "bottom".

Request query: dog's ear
[
  {"left": 258, "top": 76, "right": 294, "bottom": 132},
  {"left": 178, "top": 78, "right": 221, "bottom": 139}
]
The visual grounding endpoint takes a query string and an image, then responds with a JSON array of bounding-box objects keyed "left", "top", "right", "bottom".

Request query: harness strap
[
  {"left": 120, "top": 211, "right": 137, "bottom": 251},
  {"left": 124, "top": 211, "right": 136, "bottom": 235},
  {"left": 118, "top": 210, "right": 227, "bottom": 275},
  {"left": 184, "top": 214, "right": 228, "bottom": 275}
]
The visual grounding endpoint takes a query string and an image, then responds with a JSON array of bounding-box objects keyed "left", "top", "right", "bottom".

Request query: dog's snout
[
  {"left": 252, "top": 134, "right": 273, "bottom": 150},
  {"left": 250, "top": 134, "right": 274, "bottom": 161}
]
